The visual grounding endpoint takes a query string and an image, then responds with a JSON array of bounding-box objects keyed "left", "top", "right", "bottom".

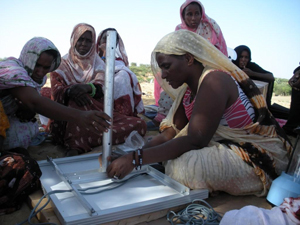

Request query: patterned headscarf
[
  {"left": 55, "top": 23, "right": 106, "bottom": 85},
  {"left": 96, "top": 28, "right": 129, "bottom": 67},
  {"left": 0, "top": 37, "right": 61, "bottom": 90},
  {"left": 175, "top": 0, "right": 228, "bottom": 56}
]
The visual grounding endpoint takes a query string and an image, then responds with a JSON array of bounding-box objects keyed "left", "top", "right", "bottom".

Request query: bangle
[
  {"left": 101, "top": 56, "right": 106, "bottom": 60},
  {"left": 88, "top": 83, "right": 96, "bottom": 97},
  {"left": 137, "top": 148, "right": 143, "bottom": 170},
  {"left": 132, "top": 151, "right": 138, "bottom": 170}
]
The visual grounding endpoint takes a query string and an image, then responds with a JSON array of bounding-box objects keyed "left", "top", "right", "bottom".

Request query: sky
[{"left": 1, "top": 0, "right": 299, "bottom": 79}]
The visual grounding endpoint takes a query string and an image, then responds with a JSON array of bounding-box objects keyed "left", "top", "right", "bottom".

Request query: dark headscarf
[{"left": 232, "top": 45, "right": 271, "bottom": 74}]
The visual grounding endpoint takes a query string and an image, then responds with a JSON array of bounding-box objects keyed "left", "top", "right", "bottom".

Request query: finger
[
  {"left": 82, "top": 96, "right": 92, "bottom": 106},
  {"left": 95, "top": 111, "right": 111, "bottom": 121},
  {"left": 91, "top": 120, "right": 109, "bottom": 133}
]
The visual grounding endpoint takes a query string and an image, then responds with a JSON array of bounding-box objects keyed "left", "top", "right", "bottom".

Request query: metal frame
[
  {"left": 102, "top": 30, "right": 117, "bottom": 172},
  {"left": 39, "top": 153, "right": 208, "bottom": 225}
]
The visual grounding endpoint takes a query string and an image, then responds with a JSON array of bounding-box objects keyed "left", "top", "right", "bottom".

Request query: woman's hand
[
  {"left": 77, "top": 110, "right": 111, "bottom": 134},
  {"left": 68, "top": 84, "right": 91, "bottom": 106},
  {"left": 106, "top": 153, "right": 135, "bottom": 179},
  {"left": 242, "top": 68, "right": 254, "bottom": 77}
]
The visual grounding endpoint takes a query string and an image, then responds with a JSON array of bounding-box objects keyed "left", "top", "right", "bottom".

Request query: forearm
[
  {"left": 143, "top": 128, "right": 175, "bottom": 148},
  {"left": 142, "top": 135, "right": 203, "bottom": 165},
  {"left": 249, "top": 72, "right": 274, "bottom": 82},
  {"left": 9, "top": 87, "right": 80, "bottom": 122}
]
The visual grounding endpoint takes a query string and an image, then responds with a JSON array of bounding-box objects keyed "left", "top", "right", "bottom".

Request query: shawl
[
  {"left": 0, "top": 37, "right": 61, "bottom": 91},
  {"left": 151, "top": 30, "right": 291, "bottom": 195},
  {"left": 175, "top": 0, "right": 228, "bottom": 56},
  {"left": 96, "top": 28, "right": 129, "bottom": 67},
  {"left": 96, "top": 28, "right": 144, "bottom": 114},
  {"left": 232, "top": 45, "right": 272, "bottom": 74},
  {"left": 55, "top": 23, "right": 105, "bottom": 85}
]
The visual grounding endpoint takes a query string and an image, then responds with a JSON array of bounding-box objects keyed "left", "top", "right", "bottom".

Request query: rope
[{"left": 167, "top": 199, "right": 222, "bottom": 225}]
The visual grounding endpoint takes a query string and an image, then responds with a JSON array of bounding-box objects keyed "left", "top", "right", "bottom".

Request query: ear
[{"left": 185, "top": 53, "right": 194, "bottom": 66}]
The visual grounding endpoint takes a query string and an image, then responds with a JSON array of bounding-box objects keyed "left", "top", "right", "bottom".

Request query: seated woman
[
  {"left": 96, "top": 28, "right": 144, "bottom": 116},
  {"left": 232, "top": 45, "right": 289, "bottom": 121},
  {"left": 0, "top": 37, "right": 110, "bottom": 151},
  {"left": 50, "top": 23, "right": 146, "bottom": 156},
  {"left": 149, "top": 0, "right": 229, "bottom": 131},
  {"left": 105, "top": 30, "right": 291, "bottom": 196},
  {"left": 175, "top": 0, "right": 228, "bottom": 56}
]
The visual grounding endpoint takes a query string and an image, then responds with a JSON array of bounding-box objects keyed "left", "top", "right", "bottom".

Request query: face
[
  {"left": 31, "top": 52, "right": 54, "bottom": 83},
  {"left": 239, "top": 50, "right": 250, "bottom": 68},
  {"left": 75, "top": 31, "right": 93, "bottom": 55},
  {"left": 183, "top": 3, "right": 202, "bottom": 29},
  {"left": 156, "top": 53, "right": 188, "bottom": 89}
]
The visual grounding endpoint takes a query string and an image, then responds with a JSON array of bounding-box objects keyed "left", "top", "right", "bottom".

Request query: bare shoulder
[{"left": 202, "top": 70, "right": 235, "bottom": 88}]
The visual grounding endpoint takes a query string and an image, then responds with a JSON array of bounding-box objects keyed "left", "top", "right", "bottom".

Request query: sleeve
[{"left": 249, "top": 62, "right": 272, "bottom": 74}]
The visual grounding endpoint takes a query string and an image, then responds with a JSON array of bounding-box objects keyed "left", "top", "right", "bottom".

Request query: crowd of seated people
[{"left": 1, "top": 0, "right": 299, "bottom": 219}]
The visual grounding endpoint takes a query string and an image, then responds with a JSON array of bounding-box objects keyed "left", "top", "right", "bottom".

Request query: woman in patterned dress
[
  {"left": 50, "top": 23, "right": 146, "bottom": 156},
  {"left": 0, "top": 37, "right": 110, "bottom": 151}
]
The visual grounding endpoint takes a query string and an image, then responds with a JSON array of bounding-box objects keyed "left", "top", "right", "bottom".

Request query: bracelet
[
  {"left": 101, "top": 56, "right": 106, "bottom": 61},
  {"left": 137, "top": 148, "right": 143, "bottom": 170},
  {"left": 88, "top": 83, "right": 96, "bottom": 97},
  {"left": 132, "top": 151, "right": 138, "bottom": 170}
]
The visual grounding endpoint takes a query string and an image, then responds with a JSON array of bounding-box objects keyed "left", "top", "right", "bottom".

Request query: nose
[{"left": 161, "top": 70, "right": 167, "bottom": 79}]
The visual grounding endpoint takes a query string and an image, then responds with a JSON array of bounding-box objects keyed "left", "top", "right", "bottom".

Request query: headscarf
[
  {"left": 96, "top": 28, "right": 145, "bottom": 114},
  {"left": 55, "top": 23, "right": 105, "bottom": 85},
  {"left": 175, "top": 0, "right": 228, "bottom": 56},
  {"left": 151, "top": 30, "right": 287, "bottom": 130},
  {"left": 152, "top": 30, "right": 291, "bottom": 194},
  {"left": 96, "top": 28, "right": 129, "bottom": 67},
  {"left": 232, "top": 45, "right": 252, "bottom": 68},
  {"left": 0, "top": 37, "right": 61, "bottom": 90}
]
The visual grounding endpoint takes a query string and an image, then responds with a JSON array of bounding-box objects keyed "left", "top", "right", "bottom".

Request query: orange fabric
[{"left": 0, "top": 101, "right": 10, "bottom": 138}]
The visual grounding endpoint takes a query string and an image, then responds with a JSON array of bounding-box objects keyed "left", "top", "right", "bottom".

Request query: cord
[
  {"left": 167, "top": 199, "right": 222, "bottom": 225},
  {"left": 16, "top": 173, "right": 145, "bottom": 224},
  {"left": 16, "top": 189, "right": 72, "bottom": 225}
]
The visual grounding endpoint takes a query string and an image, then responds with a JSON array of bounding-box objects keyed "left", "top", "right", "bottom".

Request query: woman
[
  {"left": 50, "top": 23, "right": 146, "bottom": 156},
  {"left": 175, "top": 0, "right": 228, "bottom": 56},
  {"left": 105, "top": 30, "right": 291, "bottom": 196},
  {"left": 0, "top": 37, "right": 110, "bottom": 151},
  {"left": 96, "top": 28, "right": 144, "bottom": 116},
  {"left": 232, "top": 45, "right": 274, "bottom": 106},
  {"left": 149, "top": 0, "right": 228, "bottom": 131}
]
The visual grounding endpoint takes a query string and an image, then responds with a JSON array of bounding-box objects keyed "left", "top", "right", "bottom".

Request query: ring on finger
[{"left": 113, "top": 175, "right": 119, "bottom": 180}]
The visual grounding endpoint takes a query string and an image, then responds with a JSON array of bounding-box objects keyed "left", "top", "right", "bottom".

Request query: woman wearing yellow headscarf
[{"left": 105, "top": 30, "right": 291, "bottom": 196}]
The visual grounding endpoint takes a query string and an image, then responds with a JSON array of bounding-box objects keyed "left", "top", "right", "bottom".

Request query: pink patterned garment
[
  {"left": 55, "top": 23, "right": 105, "bottom": 86},
  {"left": 183, "top": 87, "right": 253, "bottom": 128},
  {"left": 175, "top": 0, "right": 228, "bottom": 56},
  {"left": 0, "top": 37, "right": 61, "bottom": 150},
  {"left": 50, "top": 24, "right": 146, "bottom": 154}
]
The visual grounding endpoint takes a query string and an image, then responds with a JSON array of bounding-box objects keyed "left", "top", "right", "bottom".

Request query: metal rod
[
  {"left": 47, "top": 156, "right": 96, "bottom": 216},
  {"left": 102, "top": 31, "right": 117, "bottom": 172}
]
